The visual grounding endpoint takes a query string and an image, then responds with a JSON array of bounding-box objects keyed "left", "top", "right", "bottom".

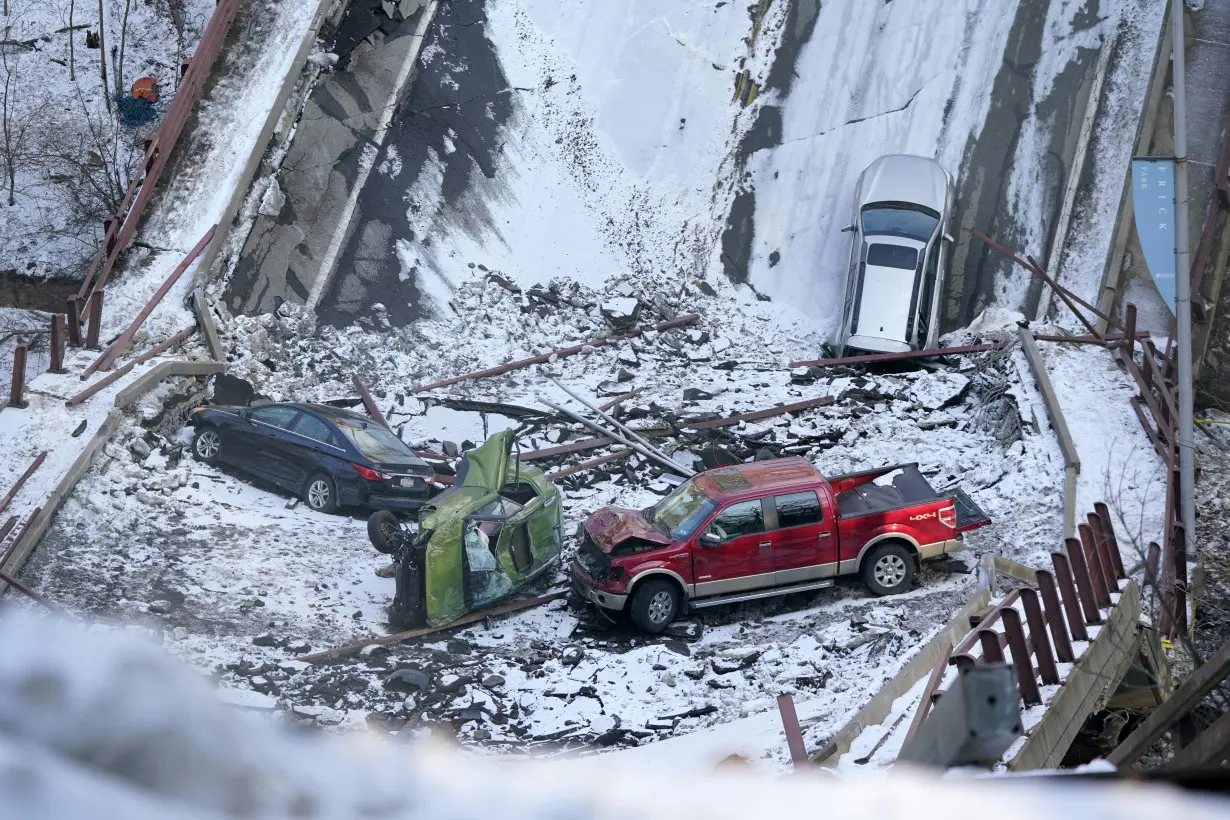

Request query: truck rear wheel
[
  {"left": 862, "top": 542, "right": 915, "bottom": 596},
  {"left": 630, "top": 578, "right": 679, "bottom": 633}
]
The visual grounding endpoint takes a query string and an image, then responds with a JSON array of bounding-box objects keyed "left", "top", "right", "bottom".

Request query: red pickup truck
[{"left": 571, "top": 458, "right": 991, "bottom": 633}]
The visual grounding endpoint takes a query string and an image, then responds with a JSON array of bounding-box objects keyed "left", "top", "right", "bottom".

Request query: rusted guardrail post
[
  {"left": 66, "top": 296, "right": 82, "bottom": 347},
  {"left": 1036, "top": 570, "right": 1076, "bottom": 662},
  {"left": 8, "top": 344, "right": 28, "bottom": 408},
  {"left": 775, "top": 693, "right": 808, "bottom": 768},
  {"left": 49, "top": 315, "right": 66, "bottom": 374},
  {"left": 1050, "top": 552, "right": 1090, "bottom": 641},
  {"left": 1079, "top": 522, "right": 1114, "bottom": 608},
  {"left": 1087, "top": 512, "right": 1122, "bottom": 591},
  {"left": 86, "top": 290, "right": 103, "bottom": 349},
  {"left": 1064, "top": 538, "right": 1103, "bottom": 626},
  {"left": 1093, "top": 502, "right": 1127, "bottom": 579},
  {"left": 1002, "top": 608, "right": 1042, "bottom": 705},
  {"left": 1020, "top": 588, "right": 1060, "bottom": 685},
  {"left": 978, "top": 630, "right": 1005, "bottom": 663}
]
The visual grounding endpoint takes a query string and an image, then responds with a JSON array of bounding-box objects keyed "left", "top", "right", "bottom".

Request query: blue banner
[{"left": 1131, "top": 158, "right": 1177, "bottom": 315}]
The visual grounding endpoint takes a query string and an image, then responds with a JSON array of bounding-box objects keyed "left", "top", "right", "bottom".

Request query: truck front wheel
[
  {"left": 862, "top": 542, "right": 916, "bottom": 596},
  {"left": 629, "top": 578, "right": 679, "bottom": 633}
]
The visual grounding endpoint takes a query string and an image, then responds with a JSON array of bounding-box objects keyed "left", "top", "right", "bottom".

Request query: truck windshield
[{"left": 650, "top": 480, "right": 718, "bottom": 540}]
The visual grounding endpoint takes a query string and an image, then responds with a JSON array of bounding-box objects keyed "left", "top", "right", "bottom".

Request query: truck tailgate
[{"left": 952, "top": 488, "right": 991, "bottom": 532}]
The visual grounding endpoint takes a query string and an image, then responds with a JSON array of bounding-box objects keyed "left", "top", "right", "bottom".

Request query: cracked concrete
[{"left": 224, "top": 1, "right": 432, "bottom": 315}]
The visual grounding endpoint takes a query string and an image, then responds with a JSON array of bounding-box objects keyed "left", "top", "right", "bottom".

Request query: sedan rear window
[
  {"left": 293, "top": 413, "right": 334, "bottom": 444},
  {"left": 332, "top": 419, "right": 416, "bottom": 462},
  {"left": 866, "top": 243, "right": 919, "bottom": 270}
]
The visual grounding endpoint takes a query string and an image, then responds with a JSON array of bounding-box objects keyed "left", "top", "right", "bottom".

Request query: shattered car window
[
  {"left": 333, "top": 419, "right": 417, "bottom": 462},
  {"left": 652, "top": 480, "right": 718, "bottom": 540},
  {"left": 464, "top": 522, "right": 513, "bottom": 606}
]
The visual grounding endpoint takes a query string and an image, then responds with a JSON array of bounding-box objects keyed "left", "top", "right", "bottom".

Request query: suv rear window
[
  {"left": 774, "top": 491, "right": 823, "bottom": 529},
  {"left": 866, "top": 243, "right": 918, "bottom": 270}
]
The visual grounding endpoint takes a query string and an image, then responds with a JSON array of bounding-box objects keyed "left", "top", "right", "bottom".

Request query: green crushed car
[{"left": 367, "top": 429, "right": 564, "bottom": 628}]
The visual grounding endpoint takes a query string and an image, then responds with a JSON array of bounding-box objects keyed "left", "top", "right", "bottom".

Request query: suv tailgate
[{"left": 952, "top": 488, "right": 991, "bottom": 532}]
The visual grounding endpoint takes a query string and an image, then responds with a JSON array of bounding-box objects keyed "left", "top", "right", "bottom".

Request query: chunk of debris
[
  {"left": 904, "top": 371, "right": 970, "bottom": 411},
  {"left": 385, "top": 668, "right": 430, "bottom": 692},
  {"left": 600, "top": 297, "right": 642, "bottom": 330}
]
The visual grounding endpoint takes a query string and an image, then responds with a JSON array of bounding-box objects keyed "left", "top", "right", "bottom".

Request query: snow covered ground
[
  {"left": 5, "top": 609, "right": 1229, "bottom": 819},
  {"left": 22, "top": 264, "right": 1167, "bottom": 765}
]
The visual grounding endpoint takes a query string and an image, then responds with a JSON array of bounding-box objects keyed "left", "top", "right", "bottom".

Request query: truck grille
[{"left": 576, "top": 531, "right": 610, "bottom": 582}]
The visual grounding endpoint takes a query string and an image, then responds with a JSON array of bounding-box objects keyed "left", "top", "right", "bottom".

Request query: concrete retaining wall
[{"left": 814, "top": 588, "right": 992, "bottom": 765}]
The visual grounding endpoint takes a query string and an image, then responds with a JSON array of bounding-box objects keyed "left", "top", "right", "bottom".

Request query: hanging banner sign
[{"left": 1131, "top": 157, "right": 1177, "bottom": 315}]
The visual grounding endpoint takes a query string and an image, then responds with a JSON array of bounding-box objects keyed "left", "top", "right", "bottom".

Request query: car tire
[
  {"left": 193, "top": 426, "right": 222, "bottom": 464},
  {"left": 862, "top": 542, "right": 916, "bottom": 596},
  {"left": 629, "top": 578, "right": 679, "bottom": 634},
  {"left": 368, "top": 510, "right": 401, "bottom": 554},
  {"left": 303, "top": 472, "right": 339, "bottom": 514}
]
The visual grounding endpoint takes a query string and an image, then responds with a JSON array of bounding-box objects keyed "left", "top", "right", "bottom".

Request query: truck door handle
[
  {"left": 758, "top": 541, "right": 772, "bottom": 549},
  {"left": 818, "top": 532, "right": 832, "bottom": 539}
]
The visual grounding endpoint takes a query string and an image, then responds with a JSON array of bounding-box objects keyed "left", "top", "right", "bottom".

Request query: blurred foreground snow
[{"left": 0, "top": 607, "right": 1226, "bottom": 818}]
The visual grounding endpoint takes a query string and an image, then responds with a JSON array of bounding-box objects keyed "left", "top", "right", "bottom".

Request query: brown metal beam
[
  {"left": 1109, "top": 638, "right": 1230, "bottom": 767},
  {"left": 788, "top": 343, "right": 1004, "bottom": 370},
  {"left": 86, "top": 225, "right": 216, "bottom": 376},
  {"left": 410, "top": 315, "right": 699, "bottom": 393},
  {"left": 901, "top": 641, "right": 953, "bottom": 752},
  {"left": 352, "top": 375, "right": 393, "bottom": 432},
  {"left": 684, "top": 396, "right": 835, "bottom": 429},
  {"left": 299, "top": 592, "right": 568, "bottom": 664},
  {"left": 547, "top": 449, "right": 633, "bottom": 480},
  {"left": 0, "top": 452, "right": 47, "bottom": 515},
  {"left": 66, "top": 327, "right": 196, "bottom": 406}
]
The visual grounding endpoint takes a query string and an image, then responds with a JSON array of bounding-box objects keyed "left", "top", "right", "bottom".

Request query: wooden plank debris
[{"left": 299, "top": 592, "right": 567, "bottom": 664}]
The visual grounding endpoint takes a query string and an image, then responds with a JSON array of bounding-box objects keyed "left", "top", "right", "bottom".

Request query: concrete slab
[{"left": 225, "top": 1, "right": 434, "bottom": 316}]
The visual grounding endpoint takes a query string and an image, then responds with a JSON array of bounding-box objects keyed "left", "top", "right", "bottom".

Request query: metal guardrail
[{"left": 76, "top": 0, "right": 240, "bottom": 318}]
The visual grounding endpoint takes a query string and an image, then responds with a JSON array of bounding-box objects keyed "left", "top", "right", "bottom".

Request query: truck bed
[
  {"left": 835, "top": 465, "right": 991, "bottom": 533},
  {"left": 835, "top": 464, "right": 941, "bottom": 519}
]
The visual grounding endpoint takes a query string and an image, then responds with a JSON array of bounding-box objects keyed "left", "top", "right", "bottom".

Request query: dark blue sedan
[{"left": 187, "top": 402, "right": 436, "bottom": 514}]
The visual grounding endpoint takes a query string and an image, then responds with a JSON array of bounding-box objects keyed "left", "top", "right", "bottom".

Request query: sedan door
[
  {"left": 286, "top": 411, "right": 347, "bottom": 490},
  {"left": 241, "top": 405, "right": 303, "bottom": 489},
  {"left": 768, "top": 491, "right": 837, "bottom": 584},
  {"left": 692, "top": 498, "right": 775, "bottom": 597}
]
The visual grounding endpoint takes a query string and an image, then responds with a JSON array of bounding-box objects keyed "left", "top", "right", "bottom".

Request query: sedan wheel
[
  {"left": 194, "top": 428, "right": 221, "bottom": 463},
  {"left": 304, "top": 473, "right": 339, "bottom": 514}
]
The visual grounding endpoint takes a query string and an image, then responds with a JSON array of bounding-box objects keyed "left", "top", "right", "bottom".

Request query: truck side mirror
[
  {"left": 840, "top": 224, "right": 856, "bottom": 233},
  {"left": 698, "top": 532, "right": 721, "bottom": 548}
]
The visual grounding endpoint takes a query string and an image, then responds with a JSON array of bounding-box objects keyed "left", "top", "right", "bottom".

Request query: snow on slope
[
  {"left": 745, "top": 0, "right": 1019, "bottom": 329},
  {"left": 390, "top": 0, "right": 789, "bottom": 314}
]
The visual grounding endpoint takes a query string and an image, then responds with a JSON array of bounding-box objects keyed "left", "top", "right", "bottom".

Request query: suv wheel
[
  {"left": 862, "top": 542, "right": 915, "bottom": 596},
  {"left": 304, "top": 473, "right": 339, "bottom": 514},
  {"left": 629, "top": 578, "right": 679, "bottom": 634}
]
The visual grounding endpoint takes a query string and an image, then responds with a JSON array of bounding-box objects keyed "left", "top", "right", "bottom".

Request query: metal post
[
  {"left": 775, "top": 694, "right": 808, "bottom": 768},
  {"left": 49, "top": 315, "right": 66, "bottom": 374},
  {"left": 8, "top": 344, "right": 27, "bottom": 408},
  {"left": 66, "top": 296, "right": 81, "bottom": 347},
  {"left": 1172, "top": 0, "right": 1197, "bottom": 609},
  {"left": 86, "top": 290, "right": 103, "bottom": 349}
]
